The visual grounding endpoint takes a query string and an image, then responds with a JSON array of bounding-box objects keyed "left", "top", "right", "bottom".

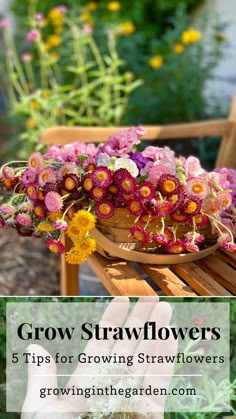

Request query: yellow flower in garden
[
  {"left": 48, "top": 8, "right": 64, "bottom": 27},
  {"left": 26, "top": 118, "right": 37, "bottom": 128},
  {"left": 47, "top": 34, "right": 62, "bottom": 48},
  {"left": 55, "top": 26, "right": 63, "bottom": 34},
  {"left": 117, "top": 22, "right": 136, "bottom": 36},
  {"left": 37, "top": 221, "right": 55, "bottom": 232},
  {"left": 43, "top": 42, "right": 51, "bottom": 51},
  {"left": 50, "top": 52, "right": 60, "bottom": 61},
  {"left": 65, "top": 247, "right": 86, "bottom": 264},
  {"left": 107, "top": 1, "right": 121, "bottom": 11},
  {"left": 149, "top": 55, "right": 163, "bottom": 69},
  {"left": 74, "top": 236, "right": 96, "bottom": 257},
  {"left": 73, "top": 210, "right": 96, "bottom": 232},
  {"left": 174, "top": 42, "right": 184, "bottom": 54},
  {"left": 41, "top": 90, "right": 51, "bottom": 99},
  {"left": 30, "top": 100, "right": 40, "bottom": 110},
  {"left": 181, "top": 28, "right": 202, "bottom": 44},
  {"left": 80, "top": 11, "right": 94, "bottom": 26},
  {"left": 86, "top": 1, "right": 98, "bottom": 11}
]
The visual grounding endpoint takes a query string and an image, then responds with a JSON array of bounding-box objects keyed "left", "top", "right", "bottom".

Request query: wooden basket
[{"left": 91, "top": 208, "right": 218, "bottom": 264}]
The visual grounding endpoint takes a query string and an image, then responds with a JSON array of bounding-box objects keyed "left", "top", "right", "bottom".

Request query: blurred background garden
[{"left": 0, "top": 0, "right": 236, "bottom": 295}]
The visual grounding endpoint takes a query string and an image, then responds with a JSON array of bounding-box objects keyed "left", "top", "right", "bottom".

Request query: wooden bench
[{"left": 40, "top": 94, "right": 236, "bottom": 296}]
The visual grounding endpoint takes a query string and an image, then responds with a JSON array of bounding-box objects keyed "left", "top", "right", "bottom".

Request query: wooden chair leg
[{"left": 60, "top": 234, "right": 79, "bottom": 296}]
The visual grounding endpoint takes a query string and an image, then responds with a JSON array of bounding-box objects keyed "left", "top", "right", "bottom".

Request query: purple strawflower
[{"left": 129, "top": 151, "right": 150, "bottom": 170}]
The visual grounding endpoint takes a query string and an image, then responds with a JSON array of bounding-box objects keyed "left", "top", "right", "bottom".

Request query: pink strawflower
[
  {"left": 184, "top": 196, "right": 201, "bottom": 216},
  {"left": 34, "top": 202, "right": 47, "bottom": 219},
  {"left": 130, "top": 225, "right": 150, "bottom": 243},
  {"left": 57, "top": 5, "right": 68, "bottom": 13},
  {"left": 2, "top": 166, "right": 15, "bottom": 180},
  {"left": 44, "top": 142, "right": 97, "bottom": 162},
  {"left": 21, "top": 52, "right": 32, "bottom": 62},
  {"left": 148, "top": 162, "right": 175, "bottom": 184},
  {"left": 185, "top": 177, "right": 209, "bottom": 199},
  {"left": 217, "top": 233, "right": 231, "bottom": 247},
  {"left": 0, "top": 204, "right": 16, "bottom": 215},
  {"left": 38, "top": 168, "right": 57, "bottom": 187},
  {"left": 216, "top": 191, "right": 232, "bottom": 210},
  {"left": 27, "top": 29, "right": 40, "bottom": 42},
  {"left": 0, "top": 19, "right": 9, "bottom": 28},
  {"left": 143, "top": 145, "right": 175, "bottom": 162},
  {"left": 16, "top": 213, "right": 32, "bottom": 226},
  {"left": 185, "top": 242, "right": 200, "bottom": 253},
  {"left": 128, "top": 199, "right": 144, "bottom": 216},
  {"left": 95, "top": 200, "right": 115, "bottom": 219},
  {"left": 167, "top": 240, "right": 186, "bottom": 254},
  {"left": 154, "top": 201, "right": 174, "bottom": 217},
  {"left": 113, "top": 168, "right": 130, "bottom": 184},
  {"left": 136, "top": 182, "right": 156, "bottom": 202},
  {"left": 152, "top": 233, "right": 169, "bottom": 246},
  {"left": 45, "top": 191, "right": 63, "bottom": 212},
  {"left": 184, "top": 156, "right": 206, "bottom": 178},
  {"left": 28, "top": 152, "right": 45, "bottom": 173},
  {"left": 83, "top": 24, "right": 93, "bottom": 34},
  {"left": 184, "top": 232, "right": 205, "bottom": 244},
  {"left": 53, "top": 219, "right": 68, "bottom": 230},
  {"left": 97, "top": 127, "right": 145, "bottom": 157},
  {"left": 46, "top": 238, "right": 65, "bottom": 254},
  {"left": 21, "top": 168, "right": 38, "bottom": 186},
  {"left": 119, "top": 173, "right": 137, "bottom": 194},
  {"left": 90, "top": 186, "right": 106, "bottom": 201},
  {"left": 34, "top": 13, "right": 44, "bottom": 20},
  {"left": 158, "top": 174, "right": 180, "bottom": 195},
  {"left": 222, "top": 241, "right": 236, "bottom": 253},
  {"left": 26, "top": 184, "right": 38, "bottom": 201},
  {"left": 92, "top": 166, "right": 113, "bottom": 187},
  {"left": 19, "top": 201, "right": 34, "bottom": 212},
  {"left": 168, "top": 189, "right": 185, "bottom": 211},
  {"left": 62, "top": 173, "right": 79, "bottom": 192},
  {"left": 58, "top": 162, "right": 79, "bottom": 179}
]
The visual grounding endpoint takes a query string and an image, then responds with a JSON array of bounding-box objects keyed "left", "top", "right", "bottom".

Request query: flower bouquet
[{"left": 0, "top": 127, "right": 235, "bottom": 264}]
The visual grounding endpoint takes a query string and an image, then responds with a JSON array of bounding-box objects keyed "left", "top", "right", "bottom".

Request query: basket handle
[{"left": 90, "top": 228, "right": 219, "bottom": 264}]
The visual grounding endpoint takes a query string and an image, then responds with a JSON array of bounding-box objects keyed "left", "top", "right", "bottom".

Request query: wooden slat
[
  {"left": 40, "top": 120, "right": 232, "bottom": 145},
  {"left": 88, "top": 252, "right": 157, "bottom": 296},
  {"left": 171, "top": 262, "right": 232, "bottom": 296},
  {"left": 215, "top": 249, "right": 236, "bottom": 269},
  {"left": 140, "top": 264, "right": 196, "bottom": 296},
  {"left": 196, "top": 255, "right": 236, "bottom": 294}
]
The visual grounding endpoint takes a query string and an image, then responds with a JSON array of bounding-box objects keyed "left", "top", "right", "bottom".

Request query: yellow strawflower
[
  {"left": 86, "top": 1, "right": 98, "bottom": 11},
  {"left": 26, "top": 119, "right": 37, "bottom": 128},
  {"left": 72, "top": 210, "right": 96, "bottom": 232},
  {"left": 37, "top": 221, "right": 55, "bottom": 232},
  {"left": 30, "top": 100, "right": 40, "bottom": 110},
  {"left": 174, "top": 42, "right": 184, "bottom": 54},
  {"left": 47, "top": 34, "right": 62, "bottom": 48},
  {"left": 74, "top": 236, "right": 96, "bottom": 257},
  {"left": 67, "top": 222, "right": 84, "bottom": 240},
  {"left": 149, "top": 55, "right": 163, "bottom": 69},
  {"left": 65, "top": 248, "right": 86, "bottom": 264},
  {"left": 107, "top": 1, "right": 121, "bottom": 11},
  {"left": 117, "top": 22, "right": 136, "bottom": 36},
  {"left": 181, "top": 28, "right": 202, "bottom": 44}
]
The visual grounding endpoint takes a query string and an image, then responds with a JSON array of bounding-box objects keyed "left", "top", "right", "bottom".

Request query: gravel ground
[{"left": 0, "top": 228, "right": 60, "bottom": 295}]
